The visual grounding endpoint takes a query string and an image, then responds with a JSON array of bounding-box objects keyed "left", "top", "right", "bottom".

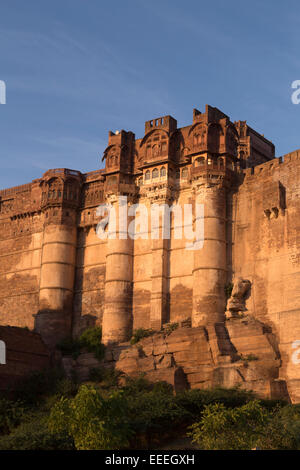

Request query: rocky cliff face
[{"left": 64, "top": 316, "right": 290, "bottom": 401}]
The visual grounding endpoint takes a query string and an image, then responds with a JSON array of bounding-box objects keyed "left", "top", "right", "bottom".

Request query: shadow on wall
[{"left": 34, "top": 309, "right": 99, "bottom": 349}]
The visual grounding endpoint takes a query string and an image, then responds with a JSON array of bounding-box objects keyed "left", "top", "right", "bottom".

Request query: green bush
[
  {"left": 130, "top": 328, "right": 154, "bottom": 345},
  {"left": 56, "top": 337, "right": 81, "bottom": 359},
  {"left": 48, "top": 385, "right": 132, "bottom": 450},
  {"left": 57, "top": 327, "right": 105, "bottom": 361},
  {"left": 125, "top": 385, "right": 186, "bottom": 434},
  {"left": 89, "top": 367, "right": 122, "bottom": 388},
  {"left": 258, "top": 404, "right": 300, "bottom": 450},
  {"left": 123, "top": 375, "right": 157, "bottom": 394},
  {"left": 188, "top": 400, "right": 270, "bottom": 450},
  {"left": 163, "top": 323, "right": 179, "bottom": 336},
  {"left": 14, "top": 368, "right": 66, "bottom": 404},
  {"left": 175, "top": 387, "right": 256, "bottom": 418},
  {"left": 79, "top": 327, "right": 105, "bottom": 360},
  {"left": 0, "top": 411, "right": 74, "bottom": 450},
  {"left": 0, "top": 399, "right": 25, "bottom": 435}
]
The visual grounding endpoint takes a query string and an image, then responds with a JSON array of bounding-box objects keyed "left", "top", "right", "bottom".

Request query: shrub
[
  {"left": 0, "top": 399, "right": 25, "bottom": 435},
  {"left": 188, "top": 400, "right": 270, "bottom": 450},
  {"left": 89, "top": 367, "right": 122, "bottom": 388},
  {"left": 175, "top": 386, "right": 255, "bottom": 417},
  {"left": 14, "top": 368, "right": 66, "bottom": 404},
  {"left": 123, "top": 375, "right": 172, "bottom": 395},
  {"left": 258, "top": 404, "right": 300, "bottom": 450},
  {"left": 56, "top": 337, "right": 81, "bottom": 359},
  {"left": 163, "top": 323, "right": 179, "bottom": 336},
  {"left": 126, "top": 386, "right": 186, "bottom": 434},
  {"left": 57, "top": 327, "right": 105, "bottom": 361},
  {"left": 240, "top": 353, "right": 259, "bottom": 363},
  {"left": 48, "top": 385, "right": 132, "bottom": 450},
  {"left": 130, "top": 328, "right": 154, "bottom": 345},
  {"left": 0, "top": 411, "right": 74, "bottom": 450},
  {"left": 79, "top": 327, "right": 105, "bottom": 360}
]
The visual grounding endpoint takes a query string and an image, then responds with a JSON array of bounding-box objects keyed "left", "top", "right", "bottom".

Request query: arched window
[
  {"left": 175, "top": 169, "right": 180, "bottom": 179},
  {"left": 181, "top": 167, "right": 188, "bottom": 178},
  {"left": 160, "top": 167, "right": 166, "bottom": 177},
  {"left": 145, "top": 170, "right": 150, "bottom": 181},
  {"left": 153, "top": 145, "right": 159, "bottom": 157},
  {"left": 152, "top": 168, "right": 159, "bottom": 179},
  {"left": 194, "top": 134, "right": 201, "bottom": 145},
  {"left": 195, "top": 157, "right": 205, "bottom": 166}
]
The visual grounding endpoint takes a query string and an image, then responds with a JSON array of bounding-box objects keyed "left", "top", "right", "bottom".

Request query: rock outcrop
[{"left": 65, "top": 317, "right": 290, "bottom": 401}]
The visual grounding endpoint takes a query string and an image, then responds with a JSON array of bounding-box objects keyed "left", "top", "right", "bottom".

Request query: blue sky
[{"left": 1, "top": 0, "right": 300, "bottom": 188}]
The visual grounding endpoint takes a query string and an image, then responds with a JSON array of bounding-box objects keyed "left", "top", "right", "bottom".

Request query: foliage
[
  {"left": 175, "top": 386, "right": 256, "bottom": 417},
  {"left": 89, "top": 367, "right": 122, "bottom": 388},
  {"left": 123, "top": 372, "right": 172, "bottom": 395},
  {"left": 0, "top": 411, "right": 74, "bottom": 450},
  {"left": 79, "top": 327, "right": 105, "bottom": 360},
  {"left": 48, "top": 385, "right": 132, "bottom": 450},
  {"left": 258, "top": 404, "right": 300, "bottom": 450},
  {"left": 130, "top": 328, "right": 154, "bottom": 345},
  {"left": 57, "top": 327, "right": 105, "bottom": 361},
  {"left": 56, "top": 337, "right": 81, "bottom": 359},
  {"left": 240, "top": 353, "right": 259, "bottom": 363},
  {"left": 0, "top": 399, "right": 25, "bottom": 435},
  {"left": 163, "top": 322, "right": 179, "bottom": 336},
  {"left": 188, "top": 400, "right": 270, "bottom": 450},
  {"left": 14, "top": 368, "right": 67, "bottom": 404},
  {"left": 0, "top": 364, "right": 295, "bottom": 451},
  {"left": 13, "top": 367, "right": 79, "bottom": 406}
]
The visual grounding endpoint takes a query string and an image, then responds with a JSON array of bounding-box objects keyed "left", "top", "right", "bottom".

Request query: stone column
[
  {"left": 150, "top": 236, "right": 169, "bottom": 330},
  {"left": 102, "top": 197, "right": 133, "bottom": 344},
  {"left": 192, "top": 183, "right": 227, "bottom": 327},
  {"left": 37, "top": 213, "right": 77, "bottom": 348}
]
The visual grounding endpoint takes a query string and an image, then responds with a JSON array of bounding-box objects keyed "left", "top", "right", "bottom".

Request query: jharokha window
[
  {"left": 195, "top": 157, "right": 205, "bottom": 166},
  {"left": 160, "top": 166, "right": 166, "bottom": 177},
  {"left": 181, "top": 167, "right": 188, "bottom": 178},
  {"left": 145, "top": 132, "right": 168, "bottom": 159},
  {"left": 152, "top": 168, "right": 159, "bottom": 179},
  {"left": 145, "top": 170, "right": 150, "bottom": 181}
]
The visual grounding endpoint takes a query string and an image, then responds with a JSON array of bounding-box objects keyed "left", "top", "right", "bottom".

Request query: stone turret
[{"left": 35, "top": 169, "right": 82, "bottom": 348}]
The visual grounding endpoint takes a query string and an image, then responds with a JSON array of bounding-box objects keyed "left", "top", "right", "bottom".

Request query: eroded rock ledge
[{"left": 63, "top": 315, "right": 290, "bottom": 401}]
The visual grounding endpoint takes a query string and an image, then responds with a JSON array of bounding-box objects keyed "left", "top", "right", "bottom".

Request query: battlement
[
  {"left": 243, "top": 149, "right": 300, "bottom": 181},
  {"left": 145, "top": 115, "right": 177, "bottom": 134},
  {"left": 0, "top": 182, "right": 33, "bottom": 199},
  {"left": 42, "top": 168, "right": 82, "bottom": 179}
]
